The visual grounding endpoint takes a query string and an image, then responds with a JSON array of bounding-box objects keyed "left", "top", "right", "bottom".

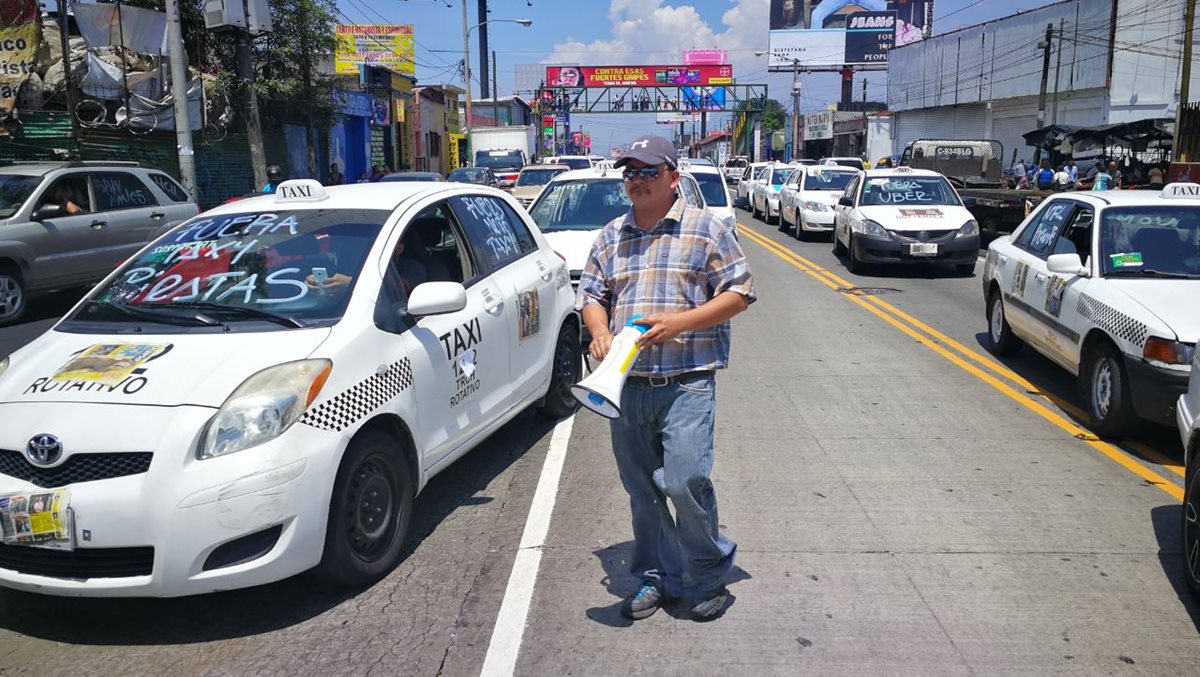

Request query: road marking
[
  {"left": 480, "top": 414, "right": 576, "bottom": 676},
  {"left": 739, "top": 225, "right": 1183, "bottom": 500},
  {"left": 744, "top": 228, "right": 1186, "bottom": 479}
]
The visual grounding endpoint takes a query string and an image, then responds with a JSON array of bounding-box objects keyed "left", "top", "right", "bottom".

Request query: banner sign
[
  {"left": 335, "top": 24, "right": 414, "bottom": 76},
  {"left": 0, "top": 22, "right": 37, "bottom": 114},
  {"left": 805, "top": 111, "right": 833, "bottom": 141},
  {"left": 545, "top": 64, "right": 733, "bottom": 88},
  {"left": 682, "top": 49, "right": 728, "bottom": 65},
  {"left": 767, "top": 0, "right": 932, "bottom": 70}
]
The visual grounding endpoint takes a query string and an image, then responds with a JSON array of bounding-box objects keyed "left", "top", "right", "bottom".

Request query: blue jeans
[{"left": 609, "top": 372, "right": 736, "bottom": 598}]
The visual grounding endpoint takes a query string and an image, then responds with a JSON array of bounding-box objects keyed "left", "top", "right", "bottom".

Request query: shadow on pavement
[
  {"left": 1151, "top": 504, "right": 1200, "bottom": 634},
  {"left": 584, "top": 541, "right": 751, "bottom": 627},
  {"left": 0, "top": 408, "right": 557, "bottom": 645}
]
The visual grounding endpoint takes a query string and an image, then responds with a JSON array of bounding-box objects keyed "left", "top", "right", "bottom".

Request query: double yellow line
[{"left": 738, "top": 223, "right": 1183, "bottom": 501}]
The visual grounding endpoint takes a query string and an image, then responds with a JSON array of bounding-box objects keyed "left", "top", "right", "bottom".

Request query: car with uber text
[
  {"left": 982, "top": 183, "right": 1199, "bottom": 437},
  {"left": 0, "top": 179, "right": 580, "bottom": 596}
]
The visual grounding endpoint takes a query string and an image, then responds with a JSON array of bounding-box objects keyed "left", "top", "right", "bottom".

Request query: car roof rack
[{"left": 62, "top": 160, "right": 143, "bottom": 168}]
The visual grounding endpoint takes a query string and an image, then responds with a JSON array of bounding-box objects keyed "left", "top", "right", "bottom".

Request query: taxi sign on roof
[
  {"left": 275, "top": 179, "right": 329, "bottom": 202},
  {"left": 1161, "top": 182, "right": 1200, "bottom": 199}
]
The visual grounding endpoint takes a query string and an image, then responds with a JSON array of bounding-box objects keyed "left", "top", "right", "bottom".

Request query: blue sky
[{"left": 335, "top": 0, "right": 1064, "bottom": 150}]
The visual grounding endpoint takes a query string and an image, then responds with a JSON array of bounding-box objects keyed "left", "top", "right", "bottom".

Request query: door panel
[
  {"left": 91, "top": 172, "right": 164, "bottom": 265},
  {"left": 23, "top": 174, "right": 109, "bottom": 286}
]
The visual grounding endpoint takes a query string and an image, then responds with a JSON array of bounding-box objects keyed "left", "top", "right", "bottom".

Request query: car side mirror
[
  {"left": 733, "top": 196, "right": 749, "bottom": 208},
  {"left": 838, "top": 196, "right": 854, "bottom": 207},
  {"left": 1046, "top": 253, "right": 1089, "bottom": 277},
  {"left": 961, "top": 196, "right": 977, "bottom": 208},
  {"left": 407, "top": 281, "right": 468, "bottom": 316},
  {"left": 32, "top": 204, "right": 64, "bottom": 221}
]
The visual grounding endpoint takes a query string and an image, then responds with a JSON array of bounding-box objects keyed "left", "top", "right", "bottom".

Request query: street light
[{"left": 461, "top": 4, "right": 533, "bottom": 140}]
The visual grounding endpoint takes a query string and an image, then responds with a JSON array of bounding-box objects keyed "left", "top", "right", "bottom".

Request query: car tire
[
  {"left": 0, "top": 264, "right": 27, "bottom": 327},
  {"left": 986, "top": 290, "right": 1022, "bottom": 357},
  {"left": 846, "top": 235, "right": 868, "bottom": 275},
  {"left": 315, "top": 430, "right": 414, "bottom": 587},
  {"left": 1182, "top": 451, "right": 1200, "bottom": 601},
  {"left": 795, "top": 216, "right": 809, "bottom": 241},
  {"left": 540, "top": 323, "right": 581, "bottom": 418},
  {"left": 832, "top": 228, "right": 847, "bottom": 255},
  {"left": 1081, "top": 341, "right": 1139, "bottom": 438}
]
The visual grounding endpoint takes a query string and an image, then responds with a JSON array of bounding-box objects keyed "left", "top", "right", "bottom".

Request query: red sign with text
[{"left": 545, "top": 64, "right": 733, "bottom": 88}]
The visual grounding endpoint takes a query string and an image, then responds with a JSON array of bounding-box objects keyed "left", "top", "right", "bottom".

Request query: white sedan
[
  {"left": 0, "top": 179, "right": 580, "bottom": 596},
  {"left": 983, "top": 183, "right": 1199, "bottom": 436},
  {"left": 736, "top": 162, "right": 770, "bottom": 206},
  {"left": 779, "top": 165, "right": 860, "bottom": 239},
  {"left": 750, "top": 163, "right": 796, "bottom": 225}
]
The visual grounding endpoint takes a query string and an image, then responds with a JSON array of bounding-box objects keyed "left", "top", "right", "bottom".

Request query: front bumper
[
  {"left": 0, "top": 403, "right": 345, "bottom": 597},
  {"left": 799, "top": 209, "right": 835, "bottom": 230},
  {"left": 1123, "top": 357, "right": 1189, "bottom": 427},
  {"left": 1179, "top": 393, "right": 1197, "bottom": 465},
  {"left": 851, "top": 232, "right": 980, "bottom": 266}
]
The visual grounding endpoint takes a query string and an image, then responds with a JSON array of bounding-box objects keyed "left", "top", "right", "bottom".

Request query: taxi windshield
[
  {"left": 860, "top": 176, "right": 960, "bottom": 206},
  {"left": 529, "top": 179, "right": 630, "bottom": 232},
  {"left": 62, "top": 209, "right": 388, "bottom": 331},
  {"left": 805, "top": 170, "right": 857, "bottom": 191},
  {"left": 1099, "top": 206, "right": 1200, "bottom": 278}
]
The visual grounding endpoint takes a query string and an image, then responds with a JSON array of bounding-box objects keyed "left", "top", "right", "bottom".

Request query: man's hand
[
  {"left": 633, "top": 312, "right": 692, "bottom": 347},
  {"left": 589, "top": 331, "right": 614, "bottom": 361},
  {"left": 305, "top": 273, "right": 352, "bottom": 289}
]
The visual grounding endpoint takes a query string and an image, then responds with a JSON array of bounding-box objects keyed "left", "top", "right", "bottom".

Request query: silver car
[{"left": 0, "top": 161, "right": 198, "bottom": 324}]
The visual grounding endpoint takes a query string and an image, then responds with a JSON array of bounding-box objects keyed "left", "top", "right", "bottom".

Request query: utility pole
[
  {"left": 1051, "top": 18, "right": 1065, "bottom": 125},
  {"left": 861, "top": 77, "right": 867, "bottom": 160},
  {"left": 492, "top": 50, "right": 499, "bottom": 123},
  {"left": 236, "top": 0, "right": 267, "bottom": 190},
  {"left": 477, "top": 0, "right": 490, "bottom": 99},
  {"left": 461, "top": 0, "right": 473, "bottom": 160},
  {"left": 55, "top": 0, "right": 79, "bottom": 138},
  {"left": 791, "top": 59, "right": 801, "bottom": 160},
  {"left": 1174, "top": 0, "right": 1196, "bottom": 161},
  {"left": 165, "top": 0, "right": 197, "bottom": 195},
  {"left": 1035, "top": 22, "right": 1054, "bottom": 162}
]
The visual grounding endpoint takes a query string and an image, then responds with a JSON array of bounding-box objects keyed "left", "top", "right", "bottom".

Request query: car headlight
[
  {"left": 198, "top": 359, "right": 333, "bottom": 460},
  {"left": 860, "top": 219, "right": 890, "bottom": 238},
  {"left": 1143, "top": 337, "right": 1195, "bottom": 368},
  {"left": 0, "top": 356, "right": 8, "bottom": 379},
  {"left": 956, "top": 220, "right": 980, "bottom": 238},
  {"left": 804, "top": 201, "right": 829, "bottom": 212}
]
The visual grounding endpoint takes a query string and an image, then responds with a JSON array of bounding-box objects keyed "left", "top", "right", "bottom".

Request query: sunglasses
[{"left": 622, "top": 166, "right": 663, "bottom": 182}]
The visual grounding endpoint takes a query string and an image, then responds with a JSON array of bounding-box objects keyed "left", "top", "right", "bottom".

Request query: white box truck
[{"left": 470, "top": 125, "right": 536, "bottom": 189}]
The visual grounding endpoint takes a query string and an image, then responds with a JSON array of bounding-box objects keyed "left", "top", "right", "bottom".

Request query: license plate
[
  {"left": 0, "top": 490, "right": 75, "bottom": 551},
  {"left": 909, "top": 243, "right": 939, "bottom": 256}
]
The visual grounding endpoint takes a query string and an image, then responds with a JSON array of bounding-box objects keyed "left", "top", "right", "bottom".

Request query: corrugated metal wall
[{"left": 893, "top": 105, "right": 989, "bottom": 155}]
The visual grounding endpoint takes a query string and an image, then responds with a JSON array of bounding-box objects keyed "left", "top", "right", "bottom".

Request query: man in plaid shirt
[{"left": 576, "top": 134, "right": 755, "bottom": 621}]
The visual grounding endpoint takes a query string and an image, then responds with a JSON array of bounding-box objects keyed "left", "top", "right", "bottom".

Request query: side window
[
  {"left": 36, "top": 175, "right": 92, "bottom": 214},
  {"left": 842, "top": 177, "right": 859, "bottom": 204},
  {"left": 679, "top": 176, "right": 703, "bottom": 207},
  {"left": 790, "top": 171, "right": 803, "bottom": 188},
  {"left": 497, "top": 199, "right": 538, "bottom": 255},
  {"left": 449, "top": 195, "right": 533, "bottom": 273},
  {"left": 146, "top": 172, "right": 190, "bottom": 202},
  {"left": 741, "top": 166, "right": 751, "bottom": 181},
  {"left": 375, "top": 203, "right": 474, "bottom": 332},
  {"left": 92, "top": 172, "right": 158, "bottom": 211},
  {"left": 1052, "top": 206, "right": 1094, "bottom": 265},
  {"left": 1016, "top": 201, "right": 1074, "bottom": 258}
]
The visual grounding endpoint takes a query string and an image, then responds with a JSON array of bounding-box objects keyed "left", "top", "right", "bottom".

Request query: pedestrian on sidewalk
[
  {"left": 577, "top": 133, "right": 755, "bottom": 622},
  {"left": 261, "top": 165, "right": 283, "bottom": 193}
]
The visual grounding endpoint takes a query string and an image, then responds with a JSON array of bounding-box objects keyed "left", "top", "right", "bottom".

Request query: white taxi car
[
  {"left": 779, "top": 164, "right": 860, "bottom": 239},
  {"left": 680, "top": 160, "right": 738, "bottom": 237},
  {"left": 0, "top": 179, "right": 580, "bottom": 597},
  {"left": 982, "top": 183, "right": 1199, "bottom": 437},
  {"left": 736, "top": 162, "right": 770, "bottom": 206},
  {"left": 833, "top": 167, "right": 980, "bottom": 275},
  {"left": 750, "top": 163, "right": 796, "bottom": 225},
  {"left": 1180, "top": 349, "right": 1200, "bottom": 600}
]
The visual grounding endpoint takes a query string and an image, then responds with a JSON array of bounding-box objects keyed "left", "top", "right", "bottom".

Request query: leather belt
[{"left": 625, "top": 370, "right": 714, "bottom": 388}]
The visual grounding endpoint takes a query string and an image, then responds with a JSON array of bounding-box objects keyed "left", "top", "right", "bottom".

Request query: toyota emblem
[{"left": 26, "top": 434, "right": 63, "bottom": 467}]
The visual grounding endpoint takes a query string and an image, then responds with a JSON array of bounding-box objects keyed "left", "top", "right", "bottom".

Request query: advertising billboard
[
  {"left": 682, "top": 49, "right": 728, "bottom": 65},
  {"left": 767, "top": 0, "right": 932, "bottom": 70},
  {"left": 545, "top": 64, "right": 733, "bottom": 88},
  {"left": 335, "top": 24, "right": 415, "bottom": 75}
]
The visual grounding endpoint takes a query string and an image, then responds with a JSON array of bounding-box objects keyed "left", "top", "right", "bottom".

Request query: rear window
[
  {"left": 147, "top": 172, "right": 191, "bottom": 203},
  {"left": 517, "top": 168, "right": 568, "bottom": 186},
  {"left": 725, "top": 159, "right": 747, "bottom": 168},
  {"left": 558, "top": 158, "right": 591, "bottom": 170}
]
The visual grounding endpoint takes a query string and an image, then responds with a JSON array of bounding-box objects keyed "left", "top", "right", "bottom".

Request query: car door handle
[
  {"left": 482, "top": 288, "right": 504, "bottom": 312},
  {"left": 150, "top": 211, "right": 165, "bottom": 219},
  {"left": 89, "top": 219, "right": 106, "bottom": 230},
  {"left": 1035, "top": 273, "right": 1048, "bottom": 282}
]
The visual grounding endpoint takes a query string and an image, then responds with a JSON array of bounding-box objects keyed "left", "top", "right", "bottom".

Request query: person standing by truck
[{"left": 1065, "top": 159, "right": 1078, "bottom": 188}]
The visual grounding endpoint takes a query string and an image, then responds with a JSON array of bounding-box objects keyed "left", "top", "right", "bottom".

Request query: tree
[
  {"left": 256, "top": 0, "right": 341, "bottom": 133},
  {"left": 732, "top": 97, "right": 788, "bottom": 155}
]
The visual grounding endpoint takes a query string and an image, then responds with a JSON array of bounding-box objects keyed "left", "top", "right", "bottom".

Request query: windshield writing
[
  {"left": 861, "top": 177, "right": 959, "bottom": 206},
  {"left": 1100, "top": 207, "right": 1200, "bottom": 277}
]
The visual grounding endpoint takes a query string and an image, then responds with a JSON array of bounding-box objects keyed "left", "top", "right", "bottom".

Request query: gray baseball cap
[{"left": 614, "top": 135, "right": 678, "bottom": 169}]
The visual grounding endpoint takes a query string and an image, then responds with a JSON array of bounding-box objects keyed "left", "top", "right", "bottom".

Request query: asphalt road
[{"left": 0, "top": 212, "right": 1197, "bottom": 675}]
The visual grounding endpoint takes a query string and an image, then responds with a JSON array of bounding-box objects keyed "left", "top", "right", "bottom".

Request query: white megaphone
[{"left": 571, "top": 316, "right": 649, "bottom": 418}]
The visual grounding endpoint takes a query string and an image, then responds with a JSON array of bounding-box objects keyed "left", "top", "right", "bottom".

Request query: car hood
[
  {"left": 858, "top": 205, "right": 975, "bottom": 232},
  {"left": 543, "top": 229, "right": 603, "bottom": 272},
  {"left": 801, "top": 191, "right": 843, "bottom": 206},
  {"left": 0, "top": 328, "right": 332, "bottom": 408},
  {"left": 1106, "top": 280, "right": 1200, "bottom": 342},
  {"left": 512, "top": 185, "right": 543, "bottom": 200}
]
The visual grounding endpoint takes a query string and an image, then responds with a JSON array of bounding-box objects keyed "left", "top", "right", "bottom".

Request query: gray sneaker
[
  {"left": 690, "top": 586, "right": 728, "bottom": 621},
  {"left": 621, "top": 574, "right": 666, "bottom": 620}
]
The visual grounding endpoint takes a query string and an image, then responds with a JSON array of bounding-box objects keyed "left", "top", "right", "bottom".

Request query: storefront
[{"left": 331, "top": 91, "right": 372, "bottom": 183}]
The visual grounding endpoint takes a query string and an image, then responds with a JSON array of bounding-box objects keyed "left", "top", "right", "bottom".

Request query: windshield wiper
[
  {"left": 167, "top": 301, "right": 307, "bottom": 328},
  {"left": 1105, "top": 269, "right": 1200, "bottom": 279},
  {"left": 83, "top": 300, "right": 222, "bottom": 326}
]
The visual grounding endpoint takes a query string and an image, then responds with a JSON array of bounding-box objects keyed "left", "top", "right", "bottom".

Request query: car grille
[
  {"left": 0, "top": 544, "right": 154, "bottom": 578},
  {"left": 0, "top": 450, "right": 153, "bottom": 488},
  {"left": 887, "top": 229, "right": 957, "bottom": 242}
]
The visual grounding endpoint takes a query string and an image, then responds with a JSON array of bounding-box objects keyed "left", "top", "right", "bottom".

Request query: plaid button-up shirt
[{"left": 575, "top": 198, "right": 756, "bottom": 378}]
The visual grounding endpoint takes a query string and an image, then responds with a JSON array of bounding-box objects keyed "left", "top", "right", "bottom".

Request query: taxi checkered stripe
[
  {"left": 1077, "top": 294, "right": 1148, "bottom": 348},
  {"left": 301, "top": 357, "right": 414, "bottom": 432}
]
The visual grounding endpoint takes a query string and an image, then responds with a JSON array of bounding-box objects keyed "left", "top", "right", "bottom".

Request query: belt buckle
[{"left": 648, "top": 374, "right": 671, "bottom": 388}]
